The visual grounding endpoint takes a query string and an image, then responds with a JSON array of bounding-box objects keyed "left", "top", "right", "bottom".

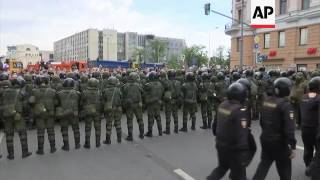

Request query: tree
[
  {"left": 182, "top": 45, "right": 208, "bottom": 68},
  {"left": 167, "top": 55, "right": 181, "bottom": 69},
  {"left": 150, "top": 40, "right": 167, "bottom": 63},
  {"left": 209, "top": 46, "right": 230, "bottom": 70},
  {"left": 134, "top": 47, "right": 145, "bottom": 64}
]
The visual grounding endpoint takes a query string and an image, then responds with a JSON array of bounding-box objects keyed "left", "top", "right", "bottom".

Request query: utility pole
[{"left": 240, "top": 0, "right": 244, "bottom": 70}]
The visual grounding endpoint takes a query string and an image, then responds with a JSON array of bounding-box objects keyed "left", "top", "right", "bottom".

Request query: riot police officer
[
  {"left": 144, "top": 71, "right": 164, "bottom": 137},
  {"left": 56, "top": 78, "right": 81, "bottom": 151},
  {"left": 103, "top": 76, "right": 122, "bottom": 144},
  {"left": 81, "top": 78, "right": 102, "bottom": 148},
  {"left": 253, "top": 77, "right": 296, "bottom": 180},
  {"left": 180, "top": 72, "right": 198, "bottom": 132},
  {"left": 122, "top": 72, "right": 144, "bottom": 141},
  {"left": 207, "top": 83, "right": 250, "bottom": 180},
  {"left": 1, "top": 77, "right": 32, "bottom": 159},
  {"left": 29, "top": 75, "right": 57, "bottom": 154},
  {"left": 300, "top": 76, "right": 320, "bottom": 168}
]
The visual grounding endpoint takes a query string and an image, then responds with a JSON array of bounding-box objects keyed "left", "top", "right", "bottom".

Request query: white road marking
[
  {"left": 0, "top": 132, "right": 4, "bottom": 144},
  {"left": 174, "top": 169, "right": 195, "bottom": 180},
  {"left": 297, "top": 146, "right": 304, "bottom": 150}
]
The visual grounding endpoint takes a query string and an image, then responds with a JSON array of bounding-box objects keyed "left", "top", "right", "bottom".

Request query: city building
[
  {"left": 39, "top": 50, "right": 54, "bottom": 62},
  {"left": 225, "top": 0, "right": 320, "bottom": 71},
  {"left": 6, "top": 44, "right": 41, "bottom": 68},
  {"left": 54, "top": 28, "right": 186, "bottom": 63}
]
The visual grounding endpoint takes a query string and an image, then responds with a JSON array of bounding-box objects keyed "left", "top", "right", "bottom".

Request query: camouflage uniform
[
  {"left": 122, "top": 72, "right": 144, "bottom": 141},
  {"left": 162, "top": 70, "right": 182, "bottom": 134},
  {"left": 213, "top": 72, "right": 228, "bottom": 131},
  {"left": 290, "top": 72, "right": 308, "bottom": 127},
  {"left": 198, "top": 72, "right": 215, "bottom": 129},
  {"left": 22, "top": 74, "right": 33, "bottom": 129},
  {"left": 103, "top": 77, "right": 122, "bottom": 144},
  {"left": 30, "top": 76, "right": 57, "bottom": 154},
  {"left": 81, "top": 78, "right": 102, "bottom": 148},
  {"left": 1, "top": 78, "right": 32, "bottom": 159},
  {"left": 56, "top": 78, "right": 81, "bottom": 151},
  {"left": 180, "top": 72, "right": 198, "bottom": 132},
  {"left": 50, "top": 75, "right": 63, "bottom": 92},
  {"left": 144, "top": 71, "right": 164, "bottom": 137},
  {"left": 255, "top": 72, "right": 267, "bottom": 119}
]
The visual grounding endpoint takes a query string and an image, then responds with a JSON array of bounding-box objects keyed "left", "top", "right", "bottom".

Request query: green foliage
[
  {"left": 167, "top": 55, "right": 181, "bottom": 69},
  {"left": 134, "top": 47, "right": 145, "bottom": 64},
  {"left": 209, "top": 46, "right": 230, "bottom": 70},
  {"left": 150, "top": 40, "right": 167, "bottom": 63},
  {"left": 182, "top": 45, "right": 208, "bottom": 68}
]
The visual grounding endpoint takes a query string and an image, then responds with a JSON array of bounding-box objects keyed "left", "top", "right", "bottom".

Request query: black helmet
[
  {"left": 168, "top": 70, "right": 176, "bottom": 79},
  {"left": 309, "top": 77, "right": 320, "bottom": 93},
  {"left": 217, "top": 72, "right": 224, "bottom": 80},
  {"left": 236, "top": 78, "right": 251, "bottom": 92},
  {"left": 148, "top": 71, "right": 158, "bottom": 81},
  {"left": 92, "top": 72, "right": 101, "bottom": 79},
  {"left": 273, "top": 77, "right": 292, "bottom": 97},
  {"left": 280, "top": 71, "right": 287, "bottom": 77},
  {"left": 245, "top": 70, "right": 254, "bottom": 77},
  {"left": 227, "top": 83, "right": 247, "bottom": 103},
  {"left": 232, "top": 72, "right": 241, "bottom": 81},
  {"left": 201, "top": 72, "right": 210, "bottom": 80},
  {"left": 59, "top": 73, "right": 66, "bottom": 80},
  {"left": 258, "top": 67, "right": 266, "bottom": 72},
  {"left": 185, "top": 72, "right": 195, "bottom": 81},
  {"left": 16, "top": 76, "right": 26, "bottom": 88},
  {"left": 0, "top": 72, "right": 9, "bottom": 81},
  {"left": 35, "top": 75, "right": 44, "bottom": 86},
  {"left": 63, "top": 78, "right": 75, "bottom": 88}
]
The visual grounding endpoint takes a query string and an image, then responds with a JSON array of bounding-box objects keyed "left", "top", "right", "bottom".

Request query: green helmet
[
  {"left": 311, "top": 70, "right": 320, "bottom": 78},
  {"left": 63, "top": 78, "right": 75, "bottom": 88},
  {"left": 108, "top": 76, "right": 118, "bottom": 86},
  {"left": 102, "top": 72, "right": 110, "bottom": 80},
  {"left": 80, "top": 75, "right": 89, "bottom": 83},
  {"left": 23, "top": 74, "right": 33, "bottom": 82},
  {"left": 66, "top": 72, "right": 75, "bottom": 79},
  {"left": 52, "top": 75, "right": 60, "bottom": 83},
  {"left": 128, "top": 72, "right": 139, "bottom": 82},
  {"left": 87, "top": 78, "right": 99, "bottom": 89},
  {"left": 0, "top": 73, "right": 9, "bottom": 81}
]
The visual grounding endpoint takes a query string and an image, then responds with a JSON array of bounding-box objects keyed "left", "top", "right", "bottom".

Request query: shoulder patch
[
  {"left": 263, "top": 102, "right": 277, "bottom": 108},
  {"left": 218, "top": 108, "right": 231, "bottom": 116}
]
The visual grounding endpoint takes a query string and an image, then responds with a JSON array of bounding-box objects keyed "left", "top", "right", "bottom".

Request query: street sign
[
  {"left": 254, "top": 44, "right": 259, "bottom": 50},
  {"left": 254, "top": 36, "right": 260, "bottom": 43}
]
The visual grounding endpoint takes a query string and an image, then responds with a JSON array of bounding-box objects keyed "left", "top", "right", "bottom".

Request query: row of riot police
[{"left": 206, "top": 68, "right": 320, "bottom": 180}]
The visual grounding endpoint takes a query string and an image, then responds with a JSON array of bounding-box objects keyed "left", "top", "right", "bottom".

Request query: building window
[
  {"left": 278, "top": 31, "right": 285, "bottom": 47},
  {"left": 302, "top": 0, "right": 310, "bottom": 10},
  {"left": 317, "top": 64, "right": 320, "bottom": 69},
  {"left": 280, "top": 0, "right": 287, "bottom": 14},
  {"left": 264, "top": 33, "right": 270, "bottom": 49},
  {"left": 297, "top": 64, "right": 307, "bottom": 71},
  {"left": 236, "top": 38, "right": 240, "bottom": 52},
  {"left": 300, "top": 28, "right": 308, "bottom": 45}
]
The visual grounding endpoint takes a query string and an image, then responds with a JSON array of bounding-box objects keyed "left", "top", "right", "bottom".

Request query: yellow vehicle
[{"left": 9, "top": 60, "right": 23, "bottom": 73}]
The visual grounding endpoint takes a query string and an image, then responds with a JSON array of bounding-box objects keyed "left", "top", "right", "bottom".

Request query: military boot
[
  {"left": 145, "top": 131, "right": 153, "bottom": 137},
  {"left": 207, "top": 120, "right": 212, "bottom": 129},
  {"left": 117, "top": 132, "right": 122, "bottom": 143},
  {"left": 62, "top": 140, "right": 70, "bottom": 151},
  {"left": 179, "top": 123, "right": 188, "bottom": 132},
  {"left": 157, "top": 123, "right": 163, "bottom": 136},
  {"left": 200, "top": 121, "right": 207, "bottom": 129},
  {"left": 7, "top": 146, "right": 14, "bottom": 160},
  {"left": 103, "top": 135, "right": 111, "bottom": 145},
  {"left": 139, "top": 125, "right": 144, "bottom": 139},
  {"left": 83, "top": 141, "right": 90, "bottom": 149},
  {"left": 125, "top": 132, "right": 133, "bottom": 141},
  {"left": 75, "top": 137, "right": 81, "bottom": 149},
  {"left": 96, "top": 136, "right": 101, "bottom": 148},
  {"left": 50, "top": 141, "right": 57, "bottom": 153},
  {"left": 174, "top": 125, "right": 179, "bottom": 134},
  {"left": 191, "top": 120, "right": 196, "bottom": 131},
  {"left": 20, "top": 132, "right": 32, "bottom": 158}
]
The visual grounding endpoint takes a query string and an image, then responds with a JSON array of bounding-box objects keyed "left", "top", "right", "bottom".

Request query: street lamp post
[{"left": 239, "top": 0, "right": 244, "bottom": 70}]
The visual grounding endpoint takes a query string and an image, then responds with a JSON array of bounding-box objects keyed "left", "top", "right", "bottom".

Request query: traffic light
[{"left": 205, "top": 3, "right": 211, "bottom": 15}]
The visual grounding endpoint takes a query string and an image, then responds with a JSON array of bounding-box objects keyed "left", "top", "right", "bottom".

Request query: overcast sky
[{"left": 0, "top": 0, "right": 231, "bottom": 56}]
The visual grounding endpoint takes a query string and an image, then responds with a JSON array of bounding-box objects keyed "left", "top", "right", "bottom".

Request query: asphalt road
[{"left": 0, "top": 110, "right": 310, "bottom": 180}]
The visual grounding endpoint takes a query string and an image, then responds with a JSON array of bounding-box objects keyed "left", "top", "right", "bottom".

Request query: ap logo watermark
[{"left": 251, "top": 0, "right": 275, "bottom": 28}]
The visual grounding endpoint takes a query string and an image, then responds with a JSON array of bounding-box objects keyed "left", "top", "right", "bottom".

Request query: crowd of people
[{"left": 0, "top": 66, "right": 320, "bottom": 180}]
